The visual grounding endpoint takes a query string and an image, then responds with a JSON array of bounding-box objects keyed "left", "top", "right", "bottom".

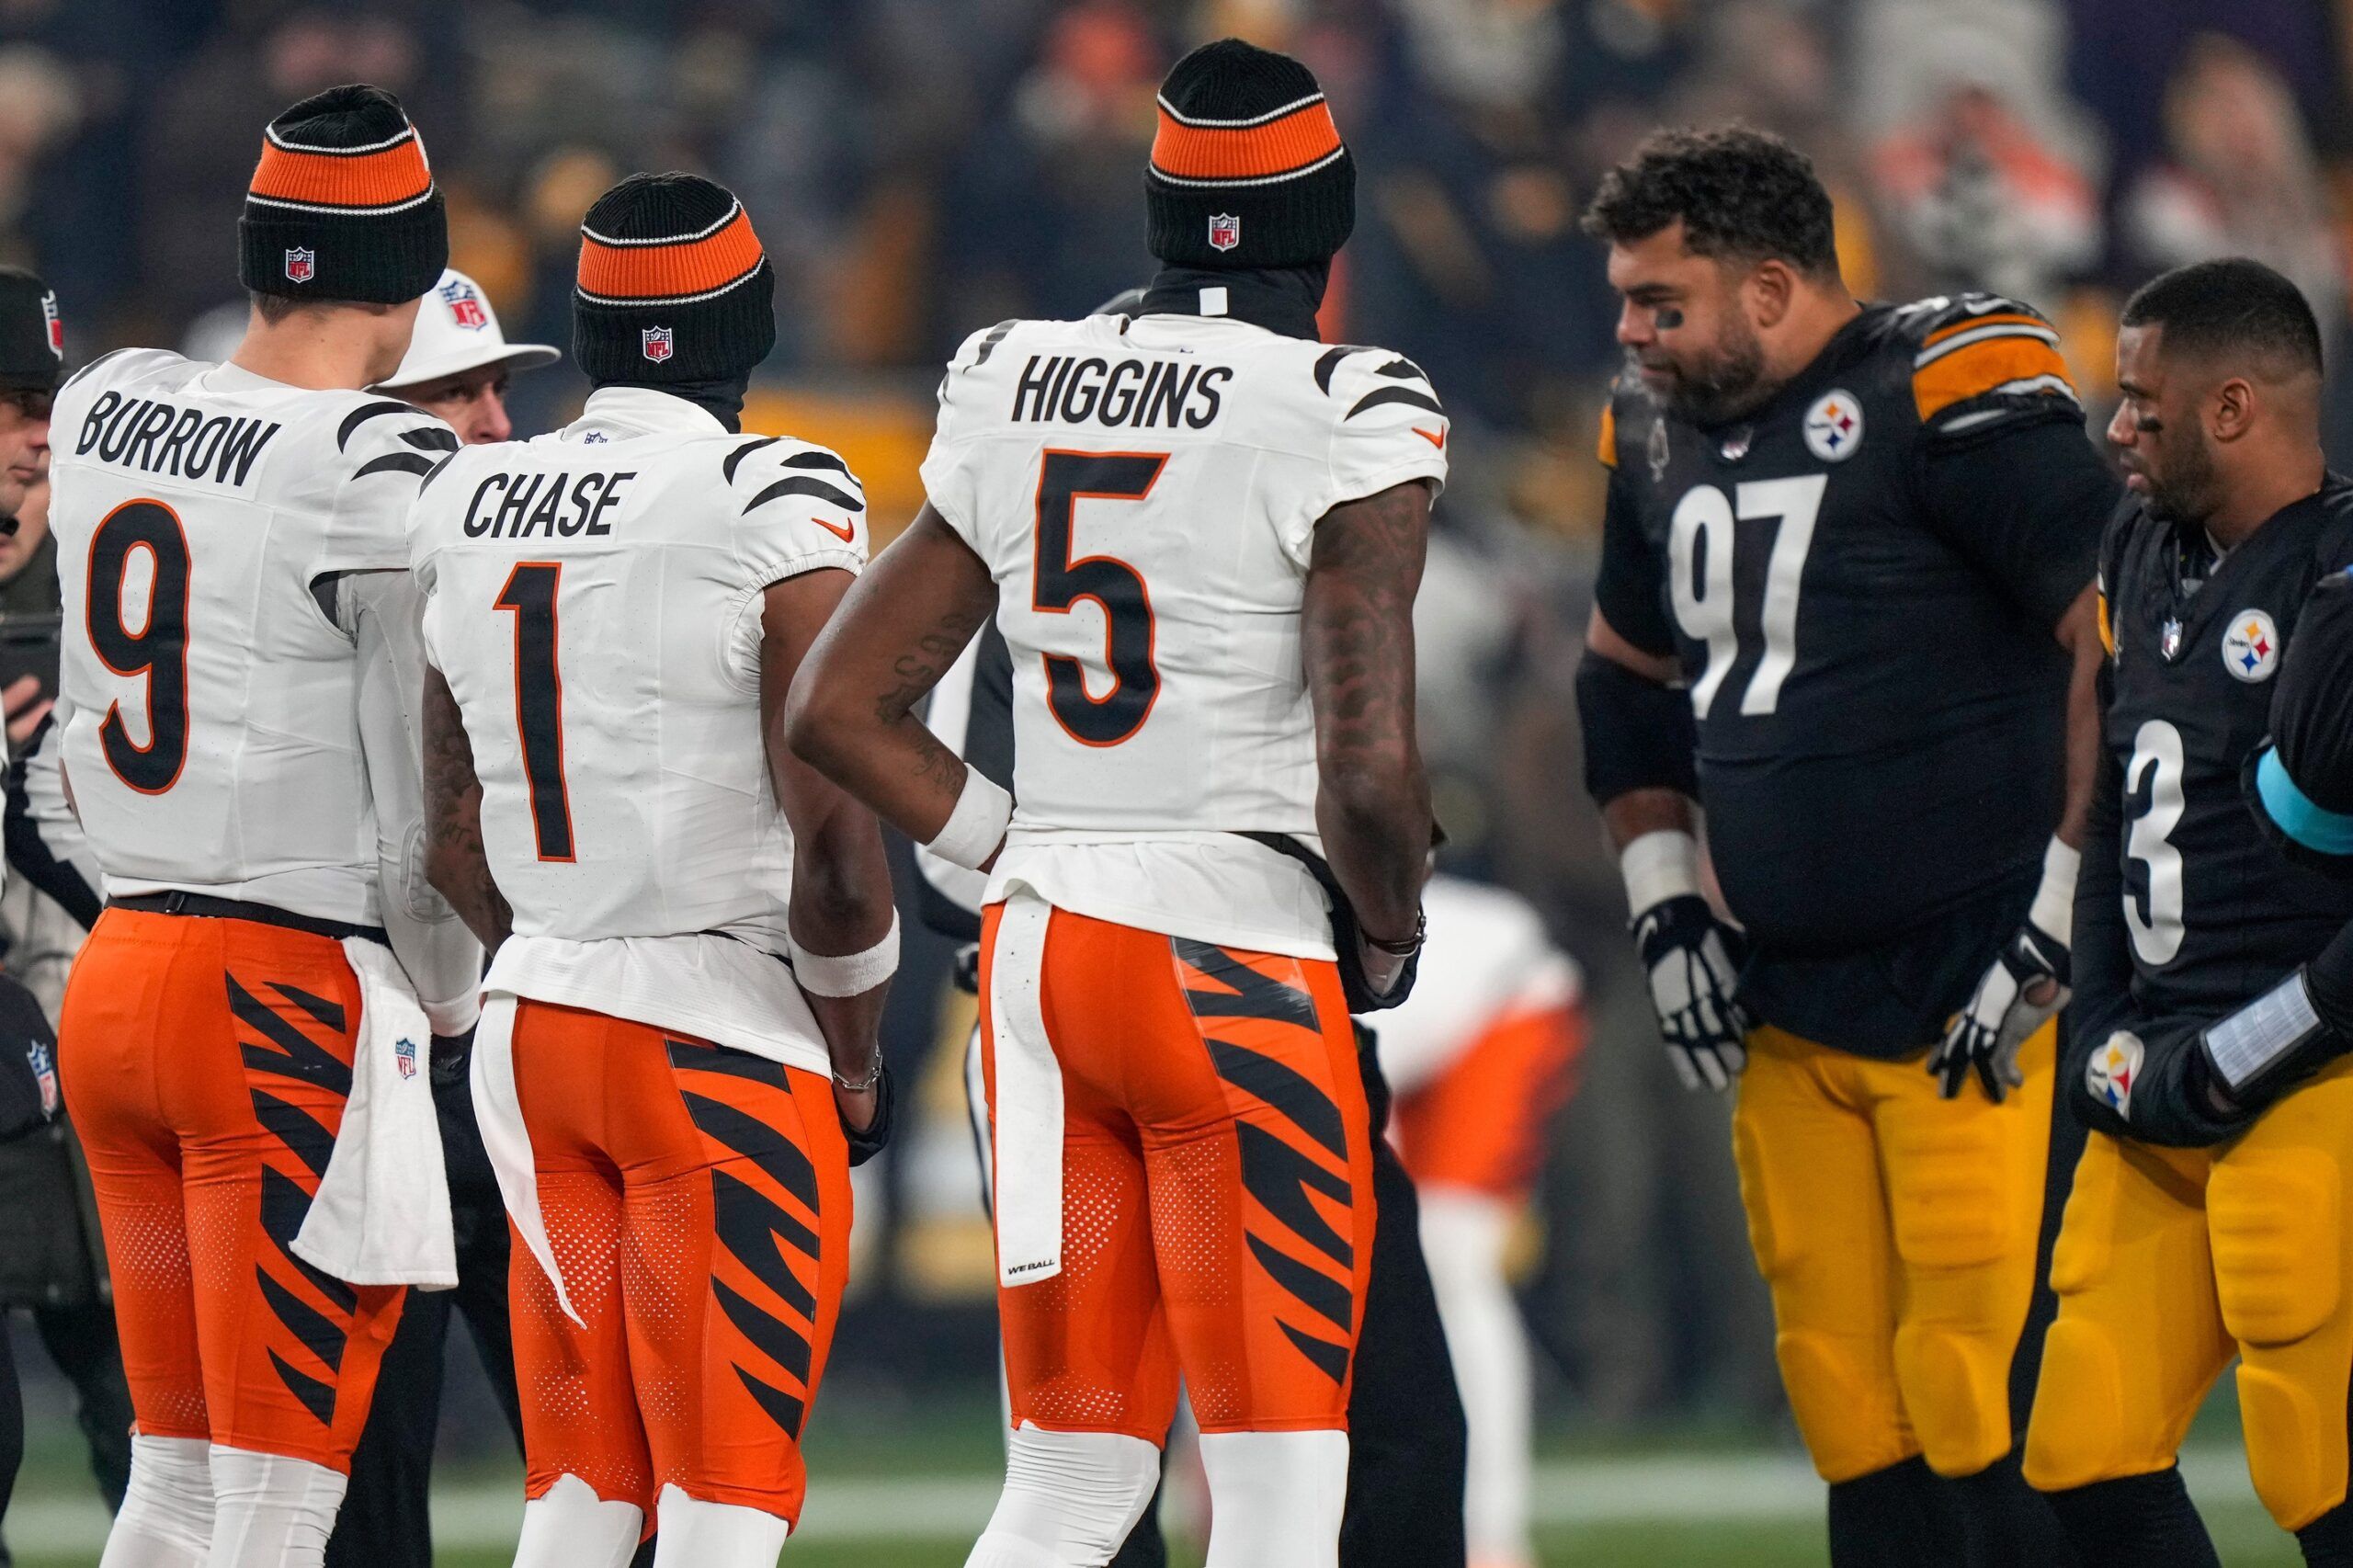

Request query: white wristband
[
  {"left": 2029, "top": 836, "right": 2080, "bottom": 946},
  {"left": 927, "top": 767, "right": 1013, "bottom": 871},
  {"left": 790, "top": 911, "right": 901, "bottom": 998},
  {"left": 1620, "top": 829, "right": 1702, "bottom": 916}
]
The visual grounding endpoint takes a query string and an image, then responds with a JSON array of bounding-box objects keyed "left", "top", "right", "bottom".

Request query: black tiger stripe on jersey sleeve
[
  {"left": 723, "top": 436, "right": 779, "bottom": 484},
  {"left": 743, "top": 474, "right": 864, "bottom": 515},
  {"left": 353, "top": 450, "right": 437, "bottom": 480},
  {"left": 1344, "top": 385, "right": 1443, "bottom": 421},
  {"left": 335, "top": 400, "right": 415, "bottom": 450}
]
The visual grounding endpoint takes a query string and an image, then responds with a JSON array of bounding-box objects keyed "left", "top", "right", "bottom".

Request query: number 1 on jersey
[
  {"left": 1035, "top": 449, "right": 1165, "bottom": 746},
  {"left": 495, "top": 562, "right": 575, "bottom": 861}
]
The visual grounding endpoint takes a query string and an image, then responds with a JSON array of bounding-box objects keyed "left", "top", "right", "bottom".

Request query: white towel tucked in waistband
[
  {"left": 469, "top": 994, "right": 584, "bottom": 1326},
  {"left": 291, "top": 938, "right": 457, "bottom": 1290},
  {"left": 990, "top": 889, "right": 1064, "bottom": 1288}
]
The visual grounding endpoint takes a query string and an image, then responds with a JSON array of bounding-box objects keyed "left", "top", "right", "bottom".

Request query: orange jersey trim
[
  {"left": 1921, "top": 312, "right": 2050, "bottom": 348},
  {"left": 1914, "top": 336, "right": 2075, "bottom": 421},
  {"left": 577, "top": 207, "right": 766, "bottom": 301},
  {"left": 1151, "top": 98, "right": 1344, "bottom": 183},
  {"left": 248, "top": 137, "right": 433, "bottom": 210},
  {"left": 1597, "top": 403, "right": 1618, "bottom": 469}
]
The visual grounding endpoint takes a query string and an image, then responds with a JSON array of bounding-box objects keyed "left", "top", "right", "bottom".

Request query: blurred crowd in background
[{"left": 2, "top": 0, "right": 2352, "bottom": 1479}]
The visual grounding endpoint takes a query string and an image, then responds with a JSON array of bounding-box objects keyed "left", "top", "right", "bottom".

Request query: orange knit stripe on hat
[
  {"left": 1150, "top": 93, "right": 1344, "bottom": 185},
  {"left": 576, "top": 203, "right": 766, "bottom": 302},
  {"left": 248, "top": 131, "right": 433, "bottom": 211}
]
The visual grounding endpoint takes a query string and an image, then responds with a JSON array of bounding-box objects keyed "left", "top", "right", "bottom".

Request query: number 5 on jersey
[
  {"left": 496, "top": 562, "right": 576, "bottom": 861},
  {"left": 1035, "top": 449, "right": 1165, "bottom": 746}
]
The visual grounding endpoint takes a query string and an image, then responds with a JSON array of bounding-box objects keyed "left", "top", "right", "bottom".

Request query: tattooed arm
[
  {"left": 760, "top": 569, "right": 897, "bottom": 1128},
  {"left": 784, "top": 506, "right": 1000, "bottom": 847},
  {"left": 422, "top": 665, "right": 512, "bottom": 954},
  {"left": 1303, "top": 479, "right": 1434, "bottom": 962}
]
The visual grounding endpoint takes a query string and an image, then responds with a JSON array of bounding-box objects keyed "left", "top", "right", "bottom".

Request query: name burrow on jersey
[
  {"left": 1009, "top": 352, "right": 1231, "bottom": 428},
  {"left": 75, "top": 388, "right": 281, "bottom": 489}
]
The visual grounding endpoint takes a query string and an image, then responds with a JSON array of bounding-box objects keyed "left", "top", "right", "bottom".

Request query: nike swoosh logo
[
  {"left": 1413, "top": 426, "right": 1446, "bottom": 449},
  {"left": 812, "top": 516, "right": 856, "bottom": 542}
]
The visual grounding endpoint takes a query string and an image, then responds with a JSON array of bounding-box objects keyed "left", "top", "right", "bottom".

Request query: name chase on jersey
[{"left": 458, "top": 469, "right": 636, "bottom": 539}]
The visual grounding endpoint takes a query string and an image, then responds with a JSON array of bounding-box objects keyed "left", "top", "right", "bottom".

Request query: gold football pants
[
  {"left": 1732, "top": 1023, "right": 2056, "bottom": 1483},
  {"left": 2024, "top": 1058, "right": 2353, "bottom": 1530}
]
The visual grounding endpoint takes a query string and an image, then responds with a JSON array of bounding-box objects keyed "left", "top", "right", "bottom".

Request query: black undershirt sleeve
[{"left": 1593, "top": 466, "right": 1677, "bottom": 657}]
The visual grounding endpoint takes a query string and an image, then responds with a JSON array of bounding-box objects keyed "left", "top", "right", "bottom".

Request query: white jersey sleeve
[
  {"left": 1293, "top": 347, "right": 1449, "bottom": 565},
  {"left": 343, "top": 570, "right": 481, "bottom": 1033},
  {"left": 720, "top": 433, "right": 869, "bottom": 685},
  {"left": 325, "top": 398, "right": 460, "bottom": 574},
  {"left": 917, "top": 320, "right": 1019, "bottom": 550}
]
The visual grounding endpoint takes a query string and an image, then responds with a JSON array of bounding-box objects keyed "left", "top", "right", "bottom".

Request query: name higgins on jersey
[
  {"left": 74, "top": 388, "right": 281, "bottom": 488},
  {"left": 1008, "top": 352, "right": 1232, "bottom": 428}
]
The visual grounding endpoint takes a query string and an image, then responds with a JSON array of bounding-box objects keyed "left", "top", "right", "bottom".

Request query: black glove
[
  {"left": 0, "top": 973, "right": 58, "bottom": 1142},
  {"left": 1632, "top": 893, "right": 1749, "bottom": 1091},
  {"left": 1930, "top": 919, "right": 2069, "bottom": 1102},
  {"left": 842, "top": 1060, "right": 895, "bottom": 1167}
]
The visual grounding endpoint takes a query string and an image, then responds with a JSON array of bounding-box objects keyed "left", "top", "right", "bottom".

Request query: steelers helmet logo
[
  {"left": 2222, "top": 608, "right": 2279, "bottom": 683},
  {"left": 2086, "top": 1030, "right": 2143, "bottom": 1118},
  {"left": 1802, "top": 390, "right": 1863, "bottom": 462}
]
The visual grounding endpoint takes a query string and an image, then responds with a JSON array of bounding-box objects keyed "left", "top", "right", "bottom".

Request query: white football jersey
[
  {"left": 1370, "top": 874, "right": 1581, "bottom": 1094},
  {"left": 921, "top": 308, "right": 1448, "bottom": 954},
  {"left": 411, "top": 388, "right": 866, "bottom": 1067},
  {"left": 50, "top": 348, "right": 454, "bottom": 925}
]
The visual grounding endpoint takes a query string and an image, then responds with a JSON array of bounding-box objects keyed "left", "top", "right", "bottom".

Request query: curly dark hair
[
  {"left": 2121, "top": 257, "right": 2323, "bottom": 379},
  {"left": 1581, "top": 125, "right": 1838, "bottom": 278}
]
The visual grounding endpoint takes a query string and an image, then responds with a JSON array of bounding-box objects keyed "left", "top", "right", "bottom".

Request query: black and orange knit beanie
[
  {"left": 1145, "top": 39, "right": 1355, "bottom": 270},
  {"left": 240, "top": 85, "right": 447, "bottom": 303},
  {"left": 573, "top": 174, "right": 776, "bottom": 384}
]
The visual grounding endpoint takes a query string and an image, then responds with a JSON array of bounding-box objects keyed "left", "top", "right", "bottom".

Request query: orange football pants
[
  {"left": 506, "top": 1000, "right": 852, "bottom": 1526},
  {"left": 978, "top": 904, "right": 1378, "bottom": 1443},
  {"left": 1392, "top": 1000, "right": 1584, "bottom": 1200},
  {"left": 60, "top": 908, "right": 405, "bottom": 1471}
]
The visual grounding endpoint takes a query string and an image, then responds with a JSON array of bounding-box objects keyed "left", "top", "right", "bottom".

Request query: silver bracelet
[{"left": 833, "top": 1053, "right": 883, "bottom": 1094}]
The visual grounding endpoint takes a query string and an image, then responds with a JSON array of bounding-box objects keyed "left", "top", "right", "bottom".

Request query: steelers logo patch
[
  {"left": 2222, "top": 608, "right": 2280, "bottom": 683},
  {"left": 1802, "top": 391, "right": 1863, "bottom": 462},
  {"left": 2086, "top": 1030, "right": 2143, "bottom": 1118}
]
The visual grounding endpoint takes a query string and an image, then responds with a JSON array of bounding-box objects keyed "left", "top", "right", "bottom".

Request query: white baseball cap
[{"left": 375, "top": 267, "right": 560, "bottom": 392}]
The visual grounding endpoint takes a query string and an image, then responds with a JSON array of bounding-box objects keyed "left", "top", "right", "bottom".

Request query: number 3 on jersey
[
  {"left": 1034, "top": 449, "right": 1165, "bottom": 746},
  {"left": 87, "top": 499, "right": 192, "bottom": 794},
  {"left": 495, "top": 562, "right": 576, "bottom": 861}
]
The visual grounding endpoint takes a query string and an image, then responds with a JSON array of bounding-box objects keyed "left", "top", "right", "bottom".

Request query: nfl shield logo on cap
[
  {"left": 1208, "top": 213, "right": 1241, "bottom": 252},
  {"left": 440, "top": 276, "right": 487, "bottom": 330},
  {"left": 283, "top": 247, "right": 315, "bottom": 284},
  {"left": 642, "top": 325, "right": 674, "bottom": 363},
  {"left": 39, "top": 291, "right": 60, "bottom": 358}
]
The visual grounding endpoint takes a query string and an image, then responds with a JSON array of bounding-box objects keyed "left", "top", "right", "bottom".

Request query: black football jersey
[
  {"left": 1594, "top": 295, "right": 2116, "bottom": 1054},
  {"left": 2081, "top": 477, "right": 2353, "bottom": 1033}
]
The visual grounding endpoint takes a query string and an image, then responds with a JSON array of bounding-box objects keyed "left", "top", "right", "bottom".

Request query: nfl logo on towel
[
  {"left": 395, "top": 1037, "right": 418, "bottom": 1080},
  {"left": 642, "top": 325, "right": 674, "bottom": 363},
  {"left": 283, "top": 247, "right": 315, "bottom": 284},
  {"left": 1208, "top": 213, "right": 1241, "bottom": 252}
]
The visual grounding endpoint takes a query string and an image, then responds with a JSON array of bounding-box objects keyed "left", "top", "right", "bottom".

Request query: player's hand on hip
[
  {"left": 1933, "top": 920, "right": 2069, "bottom": 1102},
  {"left": 1631, "top": 892, "right": 1750, "bottom": 1092}
]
